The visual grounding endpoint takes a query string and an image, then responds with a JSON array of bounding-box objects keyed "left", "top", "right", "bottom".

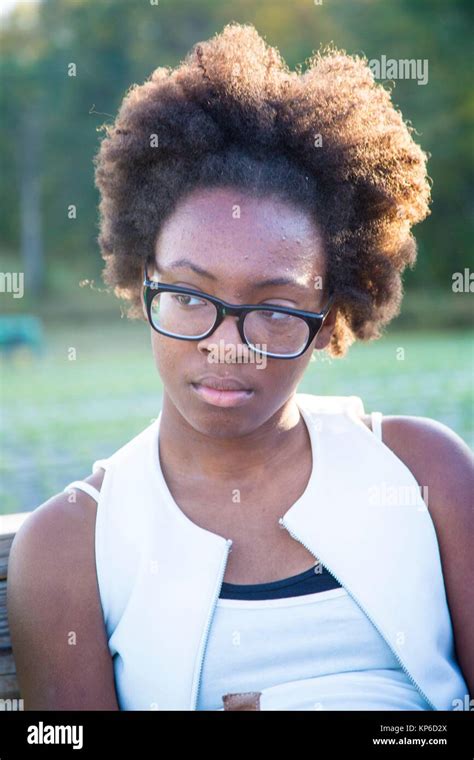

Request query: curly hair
[{"left": 93, "top": 22, "right": 431, "bottom": 357}]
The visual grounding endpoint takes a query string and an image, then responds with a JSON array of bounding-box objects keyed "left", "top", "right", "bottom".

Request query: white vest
[{"left": 70, "top": 393, "right": 468, "bottom": 710}]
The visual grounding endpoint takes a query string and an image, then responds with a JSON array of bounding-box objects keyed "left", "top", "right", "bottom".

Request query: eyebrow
[{"left": 155, "top": 259, "right": 304, "bottom": 289}]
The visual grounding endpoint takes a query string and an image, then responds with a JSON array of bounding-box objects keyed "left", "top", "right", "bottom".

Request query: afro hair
[{"left": 93, "top": 22, "right": 431, "bottom": 357}]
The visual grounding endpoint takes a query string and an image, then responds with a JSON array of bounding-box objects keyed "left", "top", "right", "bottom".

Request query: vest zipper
[
  {"left": 278, "top": 516, "right": 437, "bottom": 711},
  {"left": 191, "top": 537, "right": 233, "bottom": 710}
]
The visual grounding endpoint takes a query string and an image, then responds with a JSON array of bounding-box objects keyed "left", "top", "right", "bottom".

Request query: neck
[{"left": 158, "top": 391, "right": 307, "bottom": 486}]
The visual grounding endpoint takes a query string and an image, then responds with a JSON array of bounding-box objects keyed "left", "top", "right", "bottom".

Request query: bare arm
[
  {"left": 7, "top": 469, "right": 120, "bottom": 710},
  {"left": 382, "top": 415, "right": 474, "bottom": 700}
]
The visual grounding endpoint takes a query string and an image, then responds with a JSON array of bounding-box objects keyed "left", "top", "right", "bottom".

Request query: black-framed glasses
[{"left": 143, "top": 264, "right": 335, "bottom": 359}]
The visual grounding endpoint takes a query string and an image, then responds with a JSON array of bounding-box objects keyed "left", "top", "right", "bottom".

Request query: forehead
[{"left": 154, "top": 187, "right": 326, "bottom": 285}]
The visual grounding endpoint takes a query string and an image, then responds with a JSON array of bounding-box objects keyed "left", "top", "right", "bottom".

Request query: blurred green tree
[{"left": 0, "top": 0, "right": 472, "bottom": 315}]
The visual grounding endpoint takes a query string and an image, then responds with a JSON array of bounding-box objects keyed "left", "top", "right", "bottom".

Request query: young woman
[{"left": 8, "top": 23, "right": 473, "bottom": 711}]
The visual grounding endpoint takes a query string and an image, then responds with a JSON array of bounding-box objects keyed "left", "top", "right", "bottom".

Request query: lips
[
  {"left": 190, "top": 375, "right": 254, "bottom": 408},
  {"left": 191, "top": 375, "right": 252, "bottom": 392}
]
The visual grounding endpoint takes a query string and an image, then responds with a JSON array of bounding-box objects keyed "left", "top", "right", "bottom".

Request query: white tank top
[
  {"left": 63, "top": 395, "right": 468, "bottom": 711},
  {"left": 198, "top": 588, "right": 432, "bottom": 711}
]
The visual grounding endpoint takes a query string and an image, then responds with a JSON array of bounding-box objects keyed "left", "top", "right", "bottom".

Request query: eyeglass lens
[{"left": 150, "top": 291, "right": 311, "bottom": 356}]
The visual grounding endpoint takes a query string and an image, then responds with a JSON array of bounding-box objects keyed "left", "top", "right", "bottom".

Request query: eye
[
  {"left": 172, "top": 294, "right": 207, "bottom": 308},
  {"left": 260, "top": 309, "right": 293, "bottom": 321}
]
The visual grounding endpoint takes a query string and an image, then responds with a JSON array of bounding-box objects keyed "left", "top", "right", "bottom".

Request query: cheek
[
  {"left": 248, "top": 351, "right": 310, "bottom": 397},
  {"left": 256, "top": 349, "right": 314, "bottom": 401},
  {"left": 149, "top": 328, "right": 310, "bottom": 398},
  {"left": 150, "top": 331, "right": 181, "bottom": 377}
]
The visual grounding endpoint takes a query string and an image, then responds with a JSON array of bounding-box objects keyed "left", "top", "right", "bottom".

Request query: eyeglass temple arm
[{"left": 322, "top": 291, "right": 335, "bottom": 317}]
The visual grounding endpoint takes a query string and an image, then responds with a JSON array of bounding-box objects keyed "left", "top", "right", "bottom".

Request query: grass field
[{"left": 1, "top": 320, "right": 473, "bottom": 515}]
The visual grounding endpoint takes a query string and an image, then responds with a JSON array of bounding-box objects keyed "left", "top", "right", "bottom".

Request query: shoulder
[
  {"left": 371, "top": 414, "right": 473, "bottom": 594},
  {"left": 8, "top": 469, "right": 106, "bottom": 610},
  {"left": 6, "top": 468, "right": 116, "bottom": 709},
  {"left": 360, "top": 412, "right": 473, "bottom": 541},
  {"left": 9, "top": 468, "right": 105, "bottom": 566},
  {"left": 373, "top": 414, "right": 473, "bottom": 519},
  {"left": 364, "top": 413, "right": 474, "bottom": 696}
]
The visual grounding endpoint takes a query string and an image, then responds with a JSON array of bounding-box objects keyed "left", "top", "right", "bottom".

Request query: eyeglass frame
[{"left": 142, "top": 263, "right": 336, "bottom": 359}]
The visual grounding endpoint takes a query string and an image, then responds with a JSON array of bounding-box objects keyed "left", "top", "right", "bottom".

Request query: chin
[{"left": 183, "top": 398, "right": 261, "bottom": 439}]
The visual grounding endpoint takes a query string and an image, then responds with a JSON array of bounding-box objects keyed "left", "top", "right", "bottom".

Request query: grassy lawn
[{"left": 1, "top": 320, "right": 472, "bottom": 515}]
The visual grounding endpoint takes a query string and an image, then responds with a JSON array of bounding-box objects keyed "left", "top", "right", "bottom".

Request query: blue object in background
[{"left": 0, "top": 315, "right": 44, "bottom": 357}]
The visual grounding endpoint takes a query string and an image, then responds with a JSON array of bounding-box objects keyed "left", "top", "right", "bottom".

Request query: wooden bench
[{"left": 0, "top": 512, "right": 32, "bottom": 702}]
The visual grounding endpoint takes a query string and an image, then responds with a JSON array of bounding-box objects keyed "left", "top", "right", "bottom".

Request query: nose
[{"left": 197, "top": 313, "right": 246, "bottom": 359}]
